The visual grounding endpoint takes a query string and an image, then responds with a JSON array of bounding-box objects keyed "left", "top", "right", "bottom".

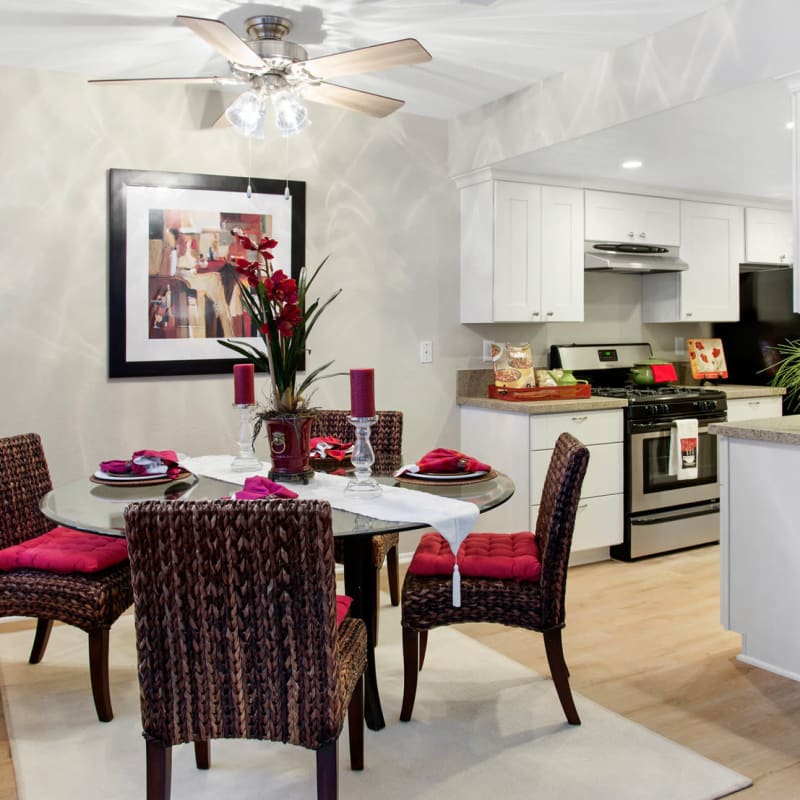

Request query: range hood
[{"left": 584, "top": 241, "right": 688, "bottom": 273}]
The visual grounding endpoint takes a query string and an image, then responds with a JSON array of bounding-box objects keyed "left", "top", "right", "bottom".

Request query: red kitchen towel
[
  {"left": 394, "top": 448, "right": 491, "bottom": 477},
  {"left": 651, "top": 364, "right": 678, "bottom": 383},
  {"left": 234, "top": 475, "right": 299, "bottom": 500}
]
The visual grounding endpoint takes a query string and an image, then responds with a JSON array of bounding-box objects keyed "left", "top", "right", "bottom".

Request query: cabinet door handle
[
  {"left": 780, "top": 254, "right": 786, "bottom": 262},
  {"left": 546, "top": 311, "right": 554, "bottom": 317},
  {"left": 684, "top": 312, "right": 693, "bottom": 318},
  {"left": 638, "top": 231, "right": 647, "bottom": 239},
  {"left": 747, "top": 400, "right": 761, "bottom": 407},
  {"left": 627, "top": 231, "right": 635, "bottom": 238},
  {"left": 570, "top": 415, "right": 588, "bottom": 423},
  {"left": 531, "top": 311, "right": 540, "bottom": 318}
]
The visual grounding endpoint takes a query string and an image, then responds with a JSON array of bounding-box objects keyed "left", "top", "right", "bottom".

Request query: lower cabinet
[
  {"left": 460, "top": 406, "right": 624, "bottom": 558},
  {"left": 725, "top": 395, "right": 783, "bottom": 422}
]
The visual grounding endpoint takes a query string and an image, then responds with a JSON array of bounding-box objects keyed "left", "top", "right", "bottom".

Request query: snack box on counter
[{"left": 488, "top": 384, "right": 591, "bottom": 402}]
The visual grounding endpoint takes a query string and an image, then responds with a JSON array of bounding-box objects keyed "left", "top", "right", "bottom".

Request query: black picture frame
[{"left": 108, "top": 168, "right": 306, "bottom": 378}]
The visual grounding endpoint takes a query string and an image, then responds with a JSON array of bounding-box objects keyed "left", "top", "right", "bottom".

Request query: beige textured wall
[{"left": 0, "top": 66, "right": 709, "bottom": 510}]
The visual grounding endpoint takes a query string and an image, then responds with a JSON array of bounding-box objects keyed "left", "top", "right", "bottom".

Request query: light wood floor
[{"left": 1, "top": 545, "right": 798, "bottom": 797}]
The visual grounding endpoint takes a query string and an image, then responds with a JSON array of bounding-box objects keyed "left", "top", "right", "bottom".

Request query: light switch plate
[{"left": 419, "top": 341, "right": 433, "bottom": 363}]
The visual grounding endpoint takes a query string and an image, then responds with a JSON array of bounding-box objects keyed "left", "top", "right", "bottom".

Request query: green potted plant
[
  {"left": 219, "top": 232, "right": 343, "bottom": 480},
  {"left": 768, "top": 337, "right": 800, "bottom": 412}
]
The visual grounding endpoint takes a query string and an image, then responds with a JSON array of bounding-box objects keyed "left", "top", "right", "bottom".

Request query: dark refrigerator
[{"left": 712, "top": 267, "right": 800, "bottom": 412}]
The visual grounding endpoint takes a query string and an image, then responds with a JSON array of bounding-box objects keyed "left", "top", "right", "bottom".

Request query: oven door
[{"left": 629, "top": 421, "right": 721, "bottom": 513}]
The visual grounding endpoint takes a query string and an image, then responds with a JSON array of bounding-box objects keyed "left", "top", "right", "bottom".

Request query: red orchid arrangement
[{"left": 219, "top": 233, "right": 342, "bottom": 415}]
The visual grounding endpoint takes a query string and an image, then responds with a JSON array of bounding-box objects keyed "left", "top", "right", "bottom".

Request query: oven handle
[
  {"left": 629, "top": 420, "right": 724, "bottom": 437},
  {"left": 630, "top": 501, "right": 720, "bottom": 525}
]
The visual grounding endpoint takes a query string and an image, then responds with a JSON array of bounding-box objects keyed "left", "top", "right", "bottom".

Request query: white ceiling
[{"left": 0, "top": 0, "right": 792, "bottom": 201}]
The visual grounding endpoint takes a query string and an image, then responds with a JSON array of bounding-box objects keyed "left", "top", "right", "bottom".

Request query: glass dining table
[{"left": 40, "top": 470, "right": 514, "bottom": 731}]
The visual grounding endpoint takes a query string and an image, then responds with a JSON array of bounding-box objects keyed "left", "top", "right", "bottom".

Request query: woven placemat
[
  {"left": 310, "top": 457, "right": 353, "bottom": 473},
  {"left": 393, "top": 469, "right": 498, "bottom": 487},
  {"left": 89, "top": 468, "right": 195, "bottom": 487}
]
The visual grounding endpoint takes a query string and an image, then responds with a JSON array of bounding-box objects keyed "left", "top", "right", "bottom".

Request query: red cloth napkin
[
  {"left": 310, "top": 436, "right": 353, "bottom": 461},
  {"left": 651, "top": 364, "right": 678, "bottom": 383},
  {"left": 396, "top": 448, "right": 490, "bottom": 476},
  {"left": 234, "top": 475, "right": 299, "bottom": 500},
  {"left": 99, "top": 450, "right": 180, "bottom": 479}
]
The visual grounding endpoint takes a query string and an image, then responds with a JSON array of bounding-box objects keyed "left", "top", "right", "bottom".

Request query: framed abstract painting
[{"left": 107, "top": 168, "right": 306, "bottom": 378}]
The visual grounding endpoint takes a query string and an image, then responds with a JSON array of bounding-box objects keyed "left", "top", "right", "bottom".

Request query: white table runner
[{"left": 181, "top": 455, "right": 478, "bottom": 605}]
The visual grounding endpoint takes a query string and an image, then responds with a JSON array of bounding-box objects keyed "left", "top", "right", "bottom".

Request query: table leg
[{"left": 342, "top": 535, "right": 385, "bottom": 731}]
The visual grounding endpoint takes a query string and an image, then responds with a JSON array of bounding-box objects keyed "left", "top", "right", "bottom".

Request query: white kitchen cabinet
[
  {"left": 584, "top": 189, "right": 680, "bottom": 247},
  {"left": 460, "top": 180, "right": 584, "bottom": 323},
  {"left": 459, "top": 405, "right": 624, "bottom": 559},
  {"left": 724, "top": 395, "right": 783, "bottom": 421},
  {"left": 745, "top": 207, "right": 793, "bottom": 265},
  {"left": 642, "top": 200, "right": 744, "bottom": 322}
]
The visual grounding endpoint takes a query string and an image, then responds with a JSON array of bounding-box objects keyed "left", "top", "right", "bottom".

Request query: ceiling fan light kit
[{"left": 89, "top": 13, "right": 431, "bottom": 139}]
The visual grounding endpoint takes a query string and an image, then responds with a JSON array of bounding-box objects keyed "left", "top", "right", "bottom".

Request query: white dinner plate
[
  {"left": 407, "top": 470, "right": 488, "bottom": 481},
  {"left": 93, "top": 470, "right": 165, "bottom": 482}
]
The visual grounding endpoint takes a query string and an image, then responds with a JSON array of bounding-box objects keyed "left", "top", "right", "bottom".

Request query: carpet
[{"left": 0, "top": 605, "right": 751, "bottom": 800}]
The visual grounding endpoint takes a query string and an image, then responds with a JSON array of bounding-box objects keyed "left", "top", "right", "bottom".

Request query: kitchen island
[{"left": 710, "top": 415, "right": 800, "bottom": 681}]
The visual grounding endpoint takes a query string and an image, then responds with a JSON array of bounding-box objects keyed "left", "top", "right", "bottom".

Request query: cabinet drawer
[
  {"left": 531, "top": 442, "right": 622, "bottom": 501},
  {"left": 725, "top": 396, "right": 783, "bottom": 422},
  {"left": 531, "top": 493, "right": 623, "bottom": 551},
  {"left": 530, "top": 409, "right": 623, "bottom": 450}
]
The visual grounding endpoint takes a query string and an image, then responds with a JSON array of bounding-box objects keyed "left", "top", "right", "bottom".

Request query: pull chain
[
  {"left": 284, "top": 134, "right": 291, "bottom": 200},
  {"left": 246, "top": 135, "right": 253, "bottom": 198}
]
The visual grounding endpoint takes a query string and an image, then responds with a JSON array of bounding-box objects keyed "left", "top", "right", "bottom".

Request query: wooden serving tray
[{"left": 488, "top": 384, "right": 591, "bottom": 401}]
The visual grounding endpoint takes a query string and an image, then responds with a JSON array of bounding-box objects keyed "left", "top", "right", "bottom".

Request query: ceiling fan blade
[
  {"left": 89, "top": 76, "right": 247, "bottom": 87},
  {"left": 302, "top": 82, "right": 404, "bottom": 118},
  {"left": 177, "top": 15, "right": 265, "bottom": 70},
  {"left": 300, "top": 39, "right": 431, "bottom": 80}
]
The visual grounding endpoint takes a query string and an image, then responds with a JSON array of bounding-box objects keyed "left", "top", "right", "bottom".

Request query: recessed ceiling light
[
  {"left": 786, "top": 121, "right": 795, "bottom": 130},
  {"left": 621, "top": 160, "right": 643, "bottom": 169}
]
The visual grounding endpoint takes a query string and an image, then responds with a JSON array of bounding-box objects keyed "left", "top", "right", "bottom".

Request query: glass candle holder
[
  {"left": 230, "top": 404, "right": 262, "bottom": 472},
  {"left": 345, "top": 415, "right": 383, "bottom": 498}
]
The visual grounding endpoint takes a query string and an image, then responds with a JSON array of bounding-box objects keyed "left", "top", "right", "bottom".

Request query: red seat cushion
[
  {"left": 407, "top": 532, "right": 456, "bottom": 576},
  {"left": 458, "top": 532, "right": 541, "bottom": 581},
  {"left": 336, "top": 595, "right": 353, "bottom": 626},
  {"left": 0, "top": 526, "right": 129, "bottom": 574}
]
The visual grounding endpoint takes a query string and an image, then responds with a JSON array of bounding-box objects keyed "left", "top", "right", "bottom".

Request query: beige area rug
[{"left": 0, "top": 604, "right": 751, "bottom": 800}]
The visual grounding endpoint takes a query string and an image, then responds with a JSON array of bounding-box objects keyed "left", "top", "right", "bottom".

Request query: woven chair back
[
  {"left": 311, "top": 410, "right": 403, "bottom": 474},
  {"left": 124, "top": 498, "right": 346, "bottom": 749},
  {"left": 0, "top": 433, "right": 54, "bottom": 549},
  {"left": 533, "top": 432, "right": 590, "bottom": 628}
]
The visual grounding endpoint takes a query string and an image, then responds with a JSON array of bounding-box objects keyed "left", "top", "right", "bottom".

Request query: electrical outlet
[
  {"left": 674, "top": 336, "right": 686, "bottom": 353},
  {"left": 419, "top": 341, "right": 433, "bottom": 363},
  {"left": 482, "top": 340, "right": 493, "bottom": 362}
]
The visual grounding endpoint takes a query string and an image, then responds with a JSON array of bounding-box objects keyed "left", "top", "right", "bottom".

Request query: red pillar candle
[
  {"left": 233, "top": 363, "right": 255, "bottom": 405},
  {"left": 350, "top": 368, "right": 376, "bottom": 418}
]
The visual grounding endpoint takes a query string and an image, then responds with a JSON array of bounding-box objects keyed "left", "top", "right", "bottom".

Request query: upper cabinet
[
  {"left": 642, "top": 201, "right": 744, "bottom": 322},
  {"left": 744, "top": 207, "right": 793, "bottom": 264},
  {"left": 460, "top": 180, "right": 584, "bottom": 323},
  {"left": 585, "top": 190, "right": 680, "bottom": 247}
]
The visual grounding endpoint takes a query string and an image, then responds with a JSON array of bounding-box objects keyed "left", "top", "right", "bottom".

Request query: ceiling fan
[{"left": 90, "top": 15, "right": 432, "bottom": 136}]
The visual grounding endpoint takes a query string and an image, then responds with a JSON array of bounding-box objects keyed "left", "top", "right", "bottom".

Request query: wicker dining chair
[
  {"left": 124, "top": 498, "right": 368, "bottom": 800},
  {"left": 0, "top": 433, "right": 133, "bottom": 722},
  {"left": 399, "top": 432, "right": 590, "bottom": 726},
  {"left": 311, "top": 410, "right": 403, "bottom": 642}
]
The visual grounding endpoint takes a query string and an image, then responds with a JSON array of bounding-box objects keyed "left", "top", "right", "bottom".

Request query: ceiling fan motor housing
[{"left": 244, "top": 16, "right": 308, "bottom": 65}]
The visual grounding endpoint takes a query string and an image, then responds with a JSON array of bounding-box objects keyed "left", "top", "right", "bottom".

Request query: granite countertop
[
  {"left": 456, "top": 369, "right": 628, "bottom": 415},
  {"left": 712, "top": 384, "right": 785, "bottom": 399},
  {"left": 457, "top": 370, "right": 784, "bottom": 416},
  {"left": 709, "top": 415, "right": 800, "bottom": 444}
]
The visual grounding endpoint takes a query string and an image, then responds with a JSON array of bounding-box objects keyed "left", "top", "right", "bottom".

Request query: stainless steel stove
[{"left": 550, "top": 343, "right": 727, "bottom": 561}]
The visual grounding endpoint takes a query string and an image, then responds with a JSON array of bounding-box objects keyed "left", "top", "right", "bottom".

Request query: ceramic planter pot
[{"left": 266, "top": 415, "right": 314, "bottom": 482}]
